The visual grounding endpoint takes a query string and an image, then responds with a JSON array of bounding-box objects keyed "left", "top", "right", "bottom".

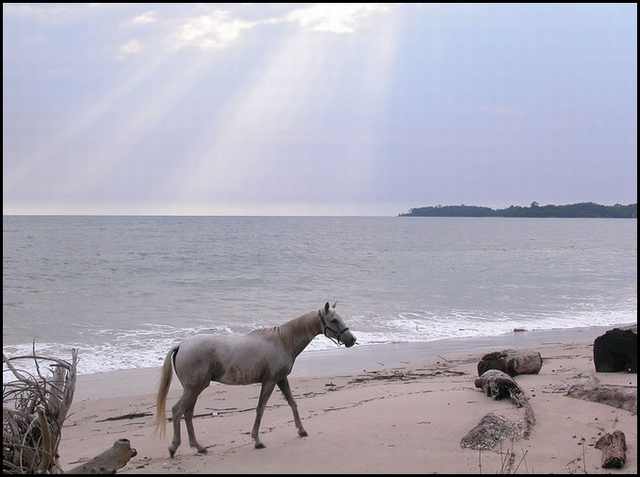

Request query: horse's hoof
[
  {"left": 298, "top": 430, "right": 308, "bottom": 438},
  {"left": 169, "top": 448, "right": 176, "bottom": 459},
  {"left": 254, "top": 442, "right": 266, "bottom": 449},
  {"left": 197, "top": 447, "right": 208, "bottom": 454}
]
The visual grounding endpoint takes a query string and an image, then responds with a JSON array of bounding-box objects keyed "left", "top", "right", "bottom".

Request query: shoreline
[{"left": 73, "top": 322, "right": 635, "bottom": 400}]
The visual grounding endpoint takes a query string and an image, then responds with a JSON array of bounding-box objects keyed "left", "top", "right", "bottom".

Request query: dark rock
[{"left": 593, "top": 325, "right": 637, "bottom": 373}]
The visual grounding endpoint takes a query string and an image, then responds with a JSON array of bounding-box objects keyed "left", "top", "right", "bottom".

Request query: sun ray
[
  {"left": 4, "top": 49, "right": 180, "bottom": 196},
  {"left": 330, "top": 7, "right": 402, "bottom": 210},
  {"left": 57, "top": 52, "right": 214, "bottom": 200},
  {"left": 176, "top": 7, "right": 403, "bottom": 215},
  {"left": 4, "top": 4, "right": 406, "bottom": 215},
  {"left": 176, "top": 29, "right": 328, "bottom": 210}
]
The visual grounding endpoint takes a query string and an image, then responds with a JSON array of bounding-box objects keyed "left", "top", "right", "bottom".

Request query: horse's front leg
[
  {"left": 278, "top": 377, "right": 307, "bottom": 437},
  {"left": 251, "top": 380, "right": 276, "bottom": 449}
]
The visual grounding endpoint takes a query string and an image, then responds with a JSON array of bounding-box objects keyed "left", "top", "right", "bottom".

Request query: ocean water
[{"left": 3, "top": 216, "right": 637, "bottom": 375}]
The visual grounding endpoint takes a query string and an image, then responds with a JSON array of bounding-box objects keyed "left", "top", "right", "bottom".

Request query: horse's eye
[{"left": 331, "top": 318, "right": 338, "bottom": 323}]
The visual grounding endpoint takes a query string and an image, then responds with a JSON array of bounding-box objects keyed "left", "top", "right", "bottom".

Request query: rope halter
[{"left": 319, "top": 310, "right": 350, "bottom": 346}]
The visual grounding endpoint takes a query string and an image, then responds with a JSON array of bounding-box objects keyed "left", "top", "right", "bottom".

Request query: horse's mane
[
  {"left": 247, "top": 312, "right": 317, "bottom": 341},
  {"left": 248, "top": 326, "right": 280, "bottom": 337}
]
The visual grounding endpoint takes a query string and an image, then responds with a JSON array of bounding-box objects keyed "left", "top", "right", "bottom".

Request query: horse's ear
[
  {"left": 332, "top": 301, "right": 337, "bottom": 309},
  {"left": 324, "top": 302, "right": 330, "bottom": 314}
]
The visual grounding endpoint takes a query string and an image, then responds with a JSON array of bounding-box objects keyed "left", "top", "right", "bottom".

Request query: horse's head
[{"left": 319, "top": 302, "right": 356, "bottom": 348}]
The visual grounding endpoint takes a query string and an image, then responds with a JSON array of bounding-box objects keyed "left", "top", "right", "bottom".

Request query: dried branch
[{"left": 3, "top": 347, "right": 78, "bottom": 474}]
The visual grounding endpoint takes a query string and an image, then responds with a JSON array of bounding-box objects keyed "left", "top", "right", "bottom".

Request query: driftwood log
[
  {"left": 474, "top": 369, "right": 535, "bottom": 435},
  {"left": 67, "top": 439, "right": 137, "bottom": 474},
  {"left": 593, "top": 325, "right": 637, "bottom": 373},
  {"left": 566, "top": 381, "right": 637, "bottom": 414},
  {"left": 477, "top": 349, "right": 542, "bottom": 377},
  {"left": 460, "top": 412, "right": 520, "bottom": 450},
  {"left": 595, "top": 431, "right": 627, "bottom": 469},
  {"left": 475, "top": 370, "right": 529, "bottom": 407},
  {"left": 462, "top": 370, "right": 536, "bottom": 449}
]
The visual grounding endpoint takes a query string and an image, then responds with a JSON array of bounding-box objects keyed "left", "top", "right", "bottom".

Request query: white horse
[{"left": 155, "top": 302, "right": 356, "bottom": 457}]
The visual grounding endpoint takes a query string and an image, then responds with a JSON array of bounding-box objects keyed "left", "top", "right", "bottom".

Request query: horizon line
[
  {"left": 2, "top": 213, "right": 396, "bottom": 217},
  {"left": 3, "top": 200, "right": 637, "bottom": 218}
]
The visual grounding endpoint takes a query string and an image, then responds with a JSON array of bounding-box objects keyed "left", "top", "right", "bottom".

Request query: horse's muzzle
[{"left": 344, "top": 336, "right": 356, "bottom": 348}]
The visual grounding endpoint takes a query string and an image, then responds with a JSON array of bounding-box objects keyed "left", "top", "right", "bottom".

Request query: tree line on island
[{"left": 399, "top": 202, "right": 637, "bottom": 218}]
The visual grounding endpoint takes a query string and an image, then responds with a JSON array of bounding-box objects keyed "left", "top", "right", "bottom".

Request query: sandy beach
[{"left": 58, "top": 324, "right": 637, "bottom": 474}]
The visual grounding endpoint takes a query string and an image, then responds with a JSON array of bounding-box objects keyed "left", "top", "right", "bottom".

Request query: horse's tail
[{"left": 155, "top": 345, "right": 179, "bottom": 437}]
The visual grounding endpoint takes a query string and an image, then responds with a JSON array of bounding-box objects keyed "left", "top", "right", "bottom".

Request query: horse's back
[{"left": 174, "top": 333, "right": 292, "bottom": 386}]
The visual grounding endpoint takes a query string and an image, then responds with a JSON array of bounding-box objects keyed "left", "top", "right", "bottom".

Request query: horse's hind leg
[
  {"left": 168, "top": 394, "right": 186, "bottom": 458},
  {"left": 251, "top": 380, "right": 276, "bottom": 449},
  {"left": 169, "top": 388, "right": 203, "bottom": 458},
  {"left": 184, "top": 387, "right": 208, "bottom": 454},
  {"left": 277, "top": 377, "right": 307, "bottom": 437}
]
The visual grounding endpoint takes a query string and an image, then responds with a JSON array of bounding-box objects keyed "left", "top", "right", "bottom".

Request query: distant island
[{"left": 399, "top": 202, "right": 637, "bottom": 218}]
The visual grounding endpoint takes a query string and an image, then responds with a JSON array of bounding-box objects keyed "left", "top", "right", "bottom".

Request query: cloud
[
  {"left": 175, "top": 11, "right": 257, "bottom": 50},
  {"left": 285, "top": 3, "right": 393, "bottom": 34},
  {"left": 118, "top": 39, "right": 143, "bottom": 58},
  {"left": 131, "top": 11, "right": 157, "bottom": 25},
  {"left": 171, "top": 4, "right": 396, "bottom": 52}
]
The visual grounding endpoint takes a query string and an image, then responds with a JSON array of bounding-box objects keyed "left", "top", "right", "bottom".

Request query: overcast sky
[{"left": 3, "top": 3, "right": 637, "bottom": 215}]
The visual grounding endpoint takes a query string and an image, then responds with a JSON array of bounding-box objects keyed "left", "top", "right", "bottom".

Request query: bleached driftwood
[
  {"left": 462, "top": 369, "right": 536, "bottom": 450},
  {"left": 474, "top": 369, "right": 535, "bottom": 436},
  {"left": 67, "top": 439, "right": 137, "bottom": 474},
  {"left": 595, "top": 431, "right": 627, "bottom": 469},
  {"left": 477, "top": 349, "right": 543, "bottom": 377},
  {"left": 460, "top": 412, "right": 521, "bottom": 450},
  {"left": 566, "top": 381, "right": 637, "bottom": 414}
]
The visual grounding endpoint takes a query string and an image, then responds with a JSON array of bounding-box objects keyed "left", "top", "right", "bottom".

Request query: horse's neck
[{"left": 279, "top": 311, "right": 322, "bottom": 359}]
